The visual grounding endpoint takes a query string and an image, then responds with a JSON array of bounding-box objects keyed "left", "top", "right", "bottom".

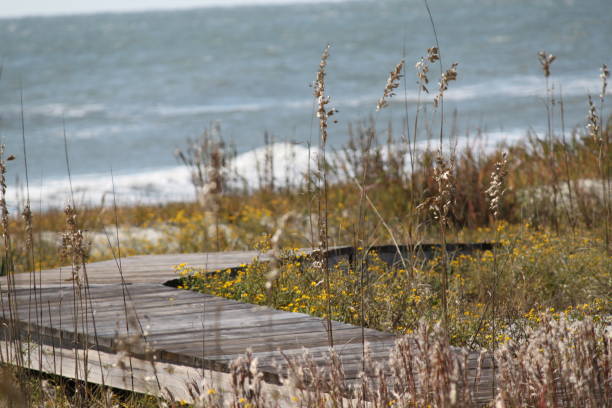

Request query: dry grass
[
  {"left": 1, "top": 115, "right": 609, "bottom": 407},
  {"left": 0, "top": 14, "right": 610, "bottom": 406},
  {"left": 3, "top": 315, "right": 607, "bottom": 407}
]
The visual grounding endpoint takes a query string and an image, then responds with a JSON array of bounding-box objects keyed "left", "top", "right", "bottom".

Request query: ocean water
[{"left": 0, "top": 0, "right": 610, "bottom": 206}]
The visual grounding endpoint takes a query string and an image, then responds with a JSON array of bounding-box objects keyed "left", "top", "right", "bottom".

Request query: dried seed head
[
  {"left": 427, "top": 46, "right": 440, "bottom": 63},
  {"left": 175, "top": 122, "right": 233, "bottom": 210},
  {"left": 586, "top": 95, "right": 601, "bottom": 144},
  {"left": 418, "top": 153, "right": 455, "bottom": 225},
  {"left": 434, "top": 63, "right": 459, "bottom": 108},
  {"left": 265, "top": 212, "right": 293, "bottom": 289},
  {"left": 537, "top": 51, "right": 556, "bottom": 78},
  {"left": 485, "top": 152, "right": 509, "bottom": 218},
  {"left": 313, "top": 44, "right": 330, "bottom": 100},
  {"left": 0, "top": 145, "right": 10, "bottom": 248},
  {"left": 62, "top": 204, "right": 90, "bottom": 283},
  {"left": 600, "top": 64, "right": 609, "bottom": 101},
  {"left": 21, "top": 204, "right": 33, "bottom": 249},
  {"left": 376, "top": 59, "right": 404, "bottom": 111},
  {"left": 495, "top": 316, "right": 605, "bottom": 407},
  {"left": 415, "top": 57, "right": 431, "bottom": 93},
  {"left": 313, "top": 44, "right": 336, "bottom": 145}
]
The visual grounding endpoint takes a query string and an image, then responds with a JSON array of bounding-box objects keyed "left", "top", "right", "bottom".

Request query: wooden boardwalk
[
  {"left": 1, "top": 251, "right": 269, "bottom": 287},
  {"left": 0, "top": 248, "right": 496, "bottom": 405}
]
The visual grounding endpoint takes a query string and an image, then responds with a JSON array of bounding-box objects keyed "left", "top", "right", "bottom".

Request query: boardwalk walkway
[{"left": 0, "top": 248, "right": 495, "bottom": 405}]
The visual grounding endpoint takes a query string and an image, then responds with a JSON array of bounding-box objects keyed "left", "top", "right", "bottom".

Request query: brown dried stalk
[
  {"left": 415, "top": 46, "right": 438, "bottom": 94},
  {"left": 596, "top": 64, "right": 610, "bottom": 250},
  {"left": 485, "top": 152, "right": 509, "bottom": 357},
  {"left": 313, "top": 44, "right": 336, "bottom": 347},
  {"left": 600, "top": 64, "right": 609, "bottom": 102},
  {"left": 313, "top": 44, "right": 336, "bottom": 146},
  {"left": 587, "top": 95, "right": 601, "bottom": 144},
  {"left": 376, "top": 59, "right": 405, "bottom": 111},
  {"left": 433, "top": 62, "right": 458, "bottom": 108},
  {"left": 495, "top": 316, "right": 609, "bottom": 407},
  {"left": 485, "top": 152, "right": 509, "bottom": 218},
  {"left": 265, "top": 212, "right": 293, "bottom": 290},
  {"left": 420, "top": 153, "right": 456, "bottom": 225},
  {"left": 427, "top": 46, "right": 440, "bottom": 63},
  {"left": 538, "top": 51, "right": 556, "bottom": 78},
  {"left": 0, "top": 146, "right": 12, "bottom": 251},
  {"left": 62, "top": 205, "right": 89, "bottom": 284},
  {"left": 418, "top": 153, "right": 455, "bottom": 335},
  {"left": 415, "top": 57, "right": 430, "bottom": 93},
  {"left": 21, "top": 205, "right": 32, "bottom": 251}
]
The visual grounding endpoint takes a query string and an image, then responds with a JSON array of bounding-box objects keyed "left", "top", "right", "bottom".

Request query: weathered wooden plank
[
  {"left": 0, "top": 250, "right": 270, "bottom": 287},
  {"left": 158, "top": 325, "right": 368, "bottom": 353}
]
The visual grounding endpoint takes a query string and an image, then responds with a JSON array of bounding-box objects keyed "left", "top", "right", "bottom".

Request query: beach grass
[{"left": 0, "top": 29, "right": 610, "bottom": 406}]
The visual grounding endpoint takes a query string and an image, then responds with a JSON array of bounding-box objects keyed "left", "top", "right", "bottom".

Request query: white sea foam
[
  {"left": 446, "top": 76, "right": 606, "bottom": 100},
  {"left": 9, "top": 166, "right": 193, "bottom": 210},
  {"left": 405, "top": 75, "right": 606, "bottom": 104},
  {"left": 333, "top": 129, "right": 529, "bottom": 179},
  {"left": 6, "top": 130, "right": 532, "bottom": 210},
  {"left": 230, "top": 142, "right": 318, "bottom": 189}
]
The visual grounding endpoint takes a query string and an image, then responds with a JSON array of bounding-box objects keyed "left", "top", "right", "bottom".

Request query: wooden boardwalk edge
[{"left": 0, "top": 340, "right": 298, "bottom": 406}]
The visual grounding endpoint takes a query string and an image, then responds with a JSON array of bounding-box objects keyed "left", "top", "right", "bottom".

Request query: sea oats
[
  {"left": 495, "top": 317, "right": 609, "bottom": 407},
  {"left": 586, "top": 95, "right": 601, "bottom": 144},
  {"left": 376, "top": 59, "right": 404, "bottom": 111},
  {"left": 21, "top": 204, "right": 33, "bottom": 250},
  {"left": 0, "top": 145, "right": 10, "bottom": 247},
  {"left": 265, "top": 212, "right": 293, "bottom": 289},
  {"left": 62, "top": 205, "right": 89, "bottom": 283},
  {"left": 599, "top": 64, "right": 610, "bottom": 107},
  {"left": 486, "top": 152, "right": 509, "bottom": 218},
  {"left": 537, "top": 51, "right": 556, "bottom": 78},
  {"left": 432, "top": 153, "right": 455, "bottom": 224},
  {"left": 313, "top": 44, "right": 336, "bottom": 145},
  {"left": 600, "top": 64, "right": 609, "bottom": 101},
  {"left": 427, "top": 46, "right": 440, "bottom": 63},
  {"left": 417, "top": 153, "right": 455, "bottom": 226},
  {"left": 433, "top": 62, "right": 459, "bottom": 108},
  {"left": 415, "top": 57, "right": 431, "bottom": 93}
]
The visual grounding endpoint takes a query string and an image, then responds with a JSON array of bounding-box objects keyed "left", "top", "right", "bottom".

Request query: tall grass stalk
[
  {"left": 19, "top": 89, "right": 40, "bottom": 376},
  {"left": 538, "top": 51, "right": 561, "bottom": 233},
  {"left": 354, "top": 135, "right": 372, "bottom": 371},
  {"left": 423, "top": 0, "right": 444, "bottom": 147},
  {"left": 368, "top": 59, "right": 406, "bottom": 367},
  {"left": 313, "top": 44, "right": 335, "bottom": 347},
  {"left": 422, "top": 2, "right": 460, "bottom": 339},
  {"left": 558, "top": 86, "right": 577, "bottom": 233},
  {"left": 598, "top": 64, "right": 610, "bottom": 251},
  {"left": 0, "top": 145, "right": 26, "bottom": 390}
]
